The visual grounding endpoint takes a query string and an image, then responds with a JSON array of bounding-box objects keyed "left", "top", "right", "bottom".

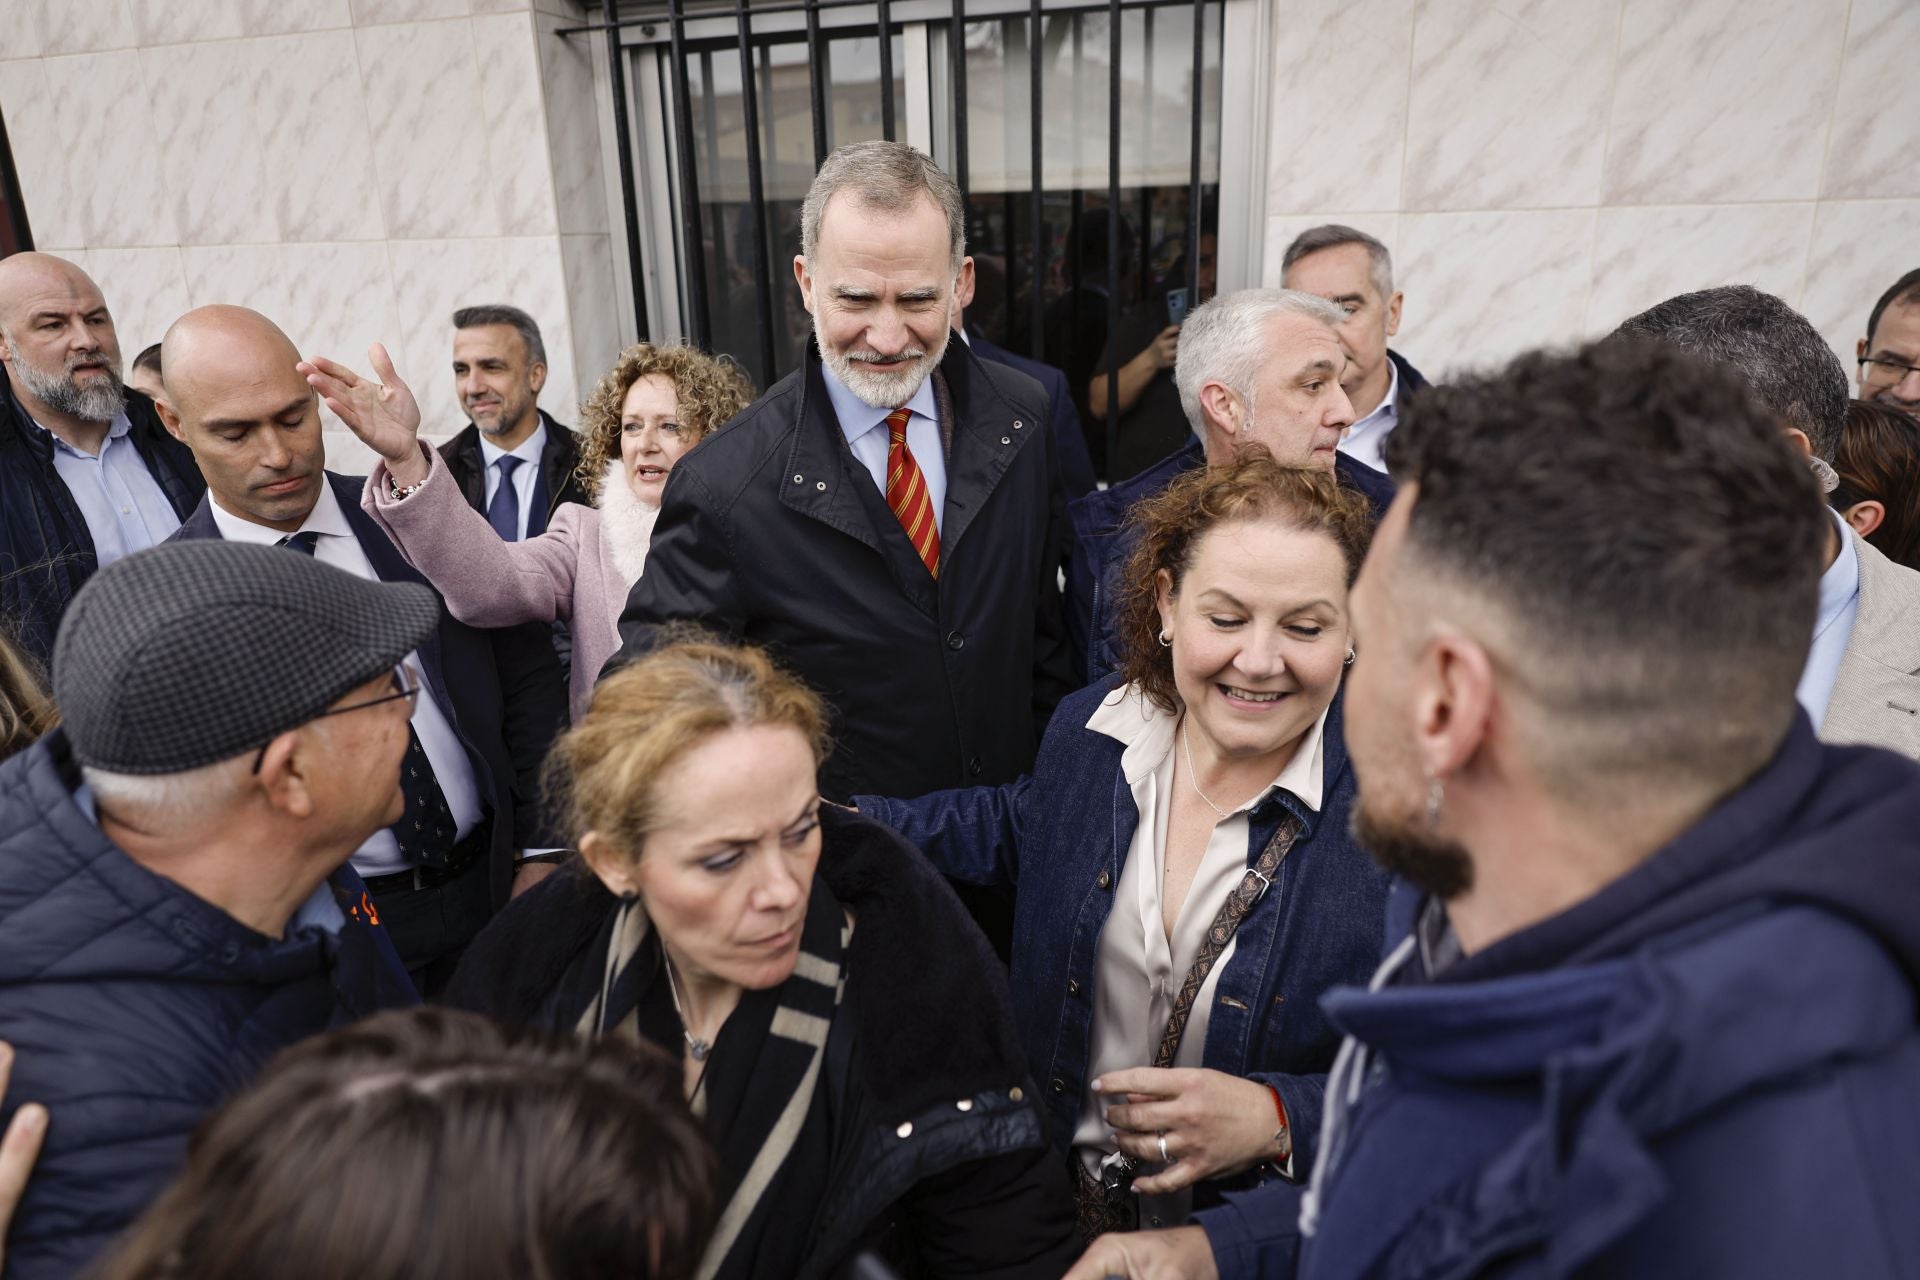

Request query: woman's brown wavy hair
[
  {"left": 1115, "top": 447, "right": 1376, "bottom": 714},
  {"left": 573, "top": 343, "right": 756, "bottom": 503}
]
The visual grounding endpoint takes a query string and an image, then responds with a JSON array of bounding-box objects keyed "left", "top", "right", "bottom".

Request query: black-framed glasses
[
  {"left": 252, "top": 663, "right": 422, "bottom": 773},
  {"left": 1859, "top": 355, "right": 1920, "bottom": 385}
]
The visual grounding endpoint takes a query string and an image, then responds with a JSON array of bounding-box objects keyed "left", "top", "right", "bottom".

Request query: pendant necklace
[
  {"left": 1180, "top": 719, "right": 1234, "bottom": 819},
  {"left": 663, "top": 954, "right": 712, "bottom": 1062}
]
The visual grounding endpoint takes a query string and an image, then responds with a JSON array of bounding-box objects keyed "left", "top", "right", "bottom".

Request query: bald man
[
  {"left": 0, "top": 252, "right": 204, "bottom": 669},
  {"left": 160, "top": 306, "right": 568, "bottom": 993}
]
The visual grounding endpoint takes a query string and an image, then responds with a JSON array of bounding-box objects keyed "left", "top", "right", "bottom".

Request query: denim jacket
[{"left": 857, "top": 679, "right": 1390, "bottom": 1182}]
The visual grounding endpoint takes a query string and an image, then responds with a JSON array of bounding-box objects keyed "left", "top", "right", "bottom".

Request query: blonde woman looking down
[{"left": 302, "top": 343, "right": 754, "bottom": 721}]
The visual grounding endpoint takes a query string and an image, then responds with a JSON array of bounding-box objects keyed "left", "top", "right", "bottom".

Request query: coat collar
[{"left": 779, "top": 338, "right": 1039, "bottom": 563}]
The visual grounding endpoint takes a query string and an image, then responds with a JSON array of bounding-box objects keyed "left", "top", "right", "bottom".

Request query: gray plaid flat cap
[{"left": 53, "top": 540, "right": 442, "bottom": 774}]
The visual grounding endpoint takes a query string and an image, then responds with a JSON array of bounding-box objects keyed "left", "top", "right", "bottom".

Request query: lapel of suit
[
  {"left": 537, "top": 410, "right": 577, "bottom": 514},
  {"left": 172, "top": 493, "right": 222, "bottom": 541},
  {"left": 1822, "top": 530, "right": 1920, "bottom": 758}
]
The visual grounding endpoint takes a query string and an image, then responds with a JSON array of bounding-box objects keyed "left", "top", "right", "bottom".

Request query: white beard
[
  {"left": 814, "top": 312, "right": 948, "bottom": 409},
  {"left": 596, "top": 461, "right": 659, "bottom": 587}
]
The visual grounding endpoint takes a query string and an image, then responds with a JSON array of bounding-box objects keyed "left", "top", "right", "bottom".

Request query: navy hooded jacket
[
  {"left": 0, "top": 733, "right": 416, "bottom": 1279},
  {"left": 1194, "top": 716, "right": 1920, "bottom": 1279}
]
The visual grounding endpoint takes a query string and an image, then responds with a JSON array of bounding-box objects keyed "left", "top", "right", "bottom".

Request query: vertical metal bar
[
  {"left": 950, "top": 0, "right": 970, "bottom": 199},
  {"left": 667, "top": 0, "right": 709, "bottom": 345},
  {"left": 1104, "top": 0, "right": 1121, "bottom": 480},
  {"left": 805, "top": 0, "right": 830, "bottom": 164},
  {"left": 601, "top": 0, "right": 649, "bottom": 341},
  {"left": 735, "top": 0, "right": 778, "bottom": 382},
  {"left": 1186, "top": 0, "right": 1204, "bottom": 304},
  {"left": 878, "top": 0, "right": 897, "bottom": 141},
  {"left": 1028, "top": 0, "right": 1044, "bottom": 361}
]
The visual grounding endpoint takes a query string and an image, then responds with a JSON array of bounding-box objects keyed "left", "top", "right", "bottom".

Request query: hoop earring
[
  {"left": 1343, "top": 648, "right": 1356, "bottom": 667},
  {"left": 1424, "top": 776, "right": 1445, "bottom": 829},
  {"left": 1158, "top": 630, "right": 1172, "bottom": 648}
]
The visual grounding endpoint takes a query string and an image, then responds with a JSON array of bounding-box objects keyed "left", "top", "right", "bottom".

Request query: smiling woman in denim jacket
[{"left": 857, "top": 449, "right": 1392, "bottom": 1239}]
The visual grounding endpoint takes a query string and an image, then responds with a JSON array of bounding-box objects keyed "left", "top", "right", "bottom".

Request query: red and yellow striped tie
[{"left": 884, "top": 407, "right": 940, "bottom": 579}]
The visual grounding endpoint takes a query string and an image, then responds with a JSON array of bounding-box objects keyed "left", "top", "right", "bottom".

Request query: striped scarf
[{"left": 579, "top": 880, "right": 850, "bottom": 1280}]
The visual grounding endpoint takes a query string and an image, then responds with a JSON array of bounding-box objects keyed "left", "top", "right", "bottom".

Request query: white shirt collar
[
  {"left": 208, "top": 475, "right": 353, "bottom": 545},
  {"left": 1085, "top": 682, "right": 1329, "bottom": 812},
  {"left": 479, "top": 418, "right": 547, "bottom": 469},
  {"left": 1348, "top": 357, "right": 1401, "bottom": 437},
  {"left": 819, "top": 357, "right": 940, "bottom": 448}
]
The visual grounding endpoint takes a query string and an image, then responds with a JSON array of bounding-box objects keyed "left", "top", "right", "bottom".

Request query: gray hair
[
  {"left": 453, "top": 304, "right": 547, "bottom": 369},
  {"left": 800, "top": 141, "right": 965, "bottom": 268},
  {"left": 1174, "top": 289, "right": 1345, "bottom": 428},
  {"left": 1282, "top": 224, "right": 1394, "bottom": 301},
  {"left": 1614, "top": 285, "right": 1849, "bottom": 463},
  {"left": 83, "top": 753, "right": 252, "bottom": 832}
]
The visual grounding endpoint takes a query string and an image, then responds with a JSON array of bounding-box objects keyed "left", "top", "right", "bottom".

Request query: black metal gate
[{"left": 562, "top": 0, "right": 1222, "bottom": 480}]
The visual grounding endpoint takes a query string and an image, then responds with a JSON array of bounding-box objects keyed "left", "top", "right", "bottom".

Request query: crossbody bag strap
[{"left": 1151, "top": 811, "right": 1304, "bottom": 1069}]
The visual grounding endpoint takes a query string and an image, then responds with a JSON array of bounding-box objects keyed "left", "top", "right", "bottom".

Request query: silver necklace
[
  {"left": 662, "top": 955, "right": 711, "bottom": 1062},
  {"left": 1180, "top": 718, "right": 1233, "bottom": 818}
]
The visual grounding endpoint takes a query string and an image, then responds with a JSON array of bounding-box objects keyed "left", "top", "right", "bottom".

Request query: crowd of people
[{"left": 0, "top": 138, "right": 1918, "bottom": 1279}]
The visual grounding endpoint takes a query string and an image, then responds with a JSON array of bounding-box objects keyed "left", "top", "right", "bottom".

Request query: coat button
[
  {"left": 1049, "top": 1076, "right": 1067, "bottom": 1096},
  {"left": 896, "top": 1121, "right": 914, "bottom": 1138},
  {"left": 968, "top": 756, "right": 983, "bottom": 777},
  {"left": 793, "top": 474, "right": 803, "bottom": 483},
  {"left": 1067, "top": 978, "right": 1082, "bottom": 997},
  {"left": 1097, "top": 869, "right": 1112, "bottom": 890},
  {"left": 1009, "top": 1086, "right": 1024, "bottom": 1102},
  {"left": 956, "top": 1098, "right": 974, "bottom": 1111},
  {"left": 946, "top": 631, "right": 965, "bottom": 650},
  {"left": 1013, "top": 419, "right": 1024, "bottom": 429},
  {"left": 815, "top": 480, "right": 826, "bottom": 491},
  {"left": 1000, "top": 436, "right": 1011, "bottom": 445}
]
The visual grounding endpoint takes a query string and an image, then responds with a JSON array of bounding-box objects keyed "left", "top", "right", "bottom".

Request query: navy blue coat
[
  {"left": 1066, "top": 441, "right": 1395, "bottom": 685},
  {"left": 0, "top": 732, "right": 415, "bottom": 1279},
  {"left": 1196, "top": 716, "right": 1920, "bottom": 1279},
  {"left": 970, "top": 330, "right": 1099, "bottom": 501},
  {"left": 856, "top": 680, "right": 1391, "bottom": 1182},
  {"left": 0, "top": 378, "right": 204, "bottom": 672}
]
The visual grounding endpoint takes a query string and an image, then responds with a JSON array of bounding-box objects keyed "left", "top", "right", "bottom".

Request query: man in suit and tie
[
  {"left": 614, "top": 140, "right": 1074, "bottom": 809},
  {"left": 154, "top": 305, "right": 568, "bottom": 993},
  {"left": 1619, "top": 285, "right": 1920, "bottom": 762},
  {"left": 438, "top": 304, "right": 589, "bottom": 541}
]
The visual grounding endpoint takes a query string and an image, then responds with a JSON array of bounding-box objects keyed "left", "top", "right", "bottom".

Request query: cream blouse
[{"left": 1071, "top": 682, "right": 1328, "bottom": 1226}]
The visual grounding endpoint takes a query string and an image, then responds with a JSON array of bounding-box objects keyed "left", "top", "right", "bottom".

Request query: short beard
[
  {"left": 473, "top": 390, "right": 537, "bottom": 439},
  {"left": 6, "top": 342, "right": 125, "bottom": 423},
  {"left": 1352, "top": 795, "right": 1475, "bottom": 901},
  {"left": 816, "top": 313, "right": 947, "bottom": 409}
]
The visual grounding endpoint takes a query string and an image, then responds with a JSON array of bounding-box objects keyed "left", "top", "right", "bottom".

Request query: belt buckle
[{"left": 1245, "top": 866, "right": 1274, "bottom": 901}]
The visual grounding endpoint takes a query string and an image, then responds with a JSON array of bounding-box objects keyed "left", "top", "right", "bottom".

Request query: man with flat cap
[
  {"left": 0, "top": 541, "right": 424, "bottom": 1280},
  {"left": 157, "top": 305, "right": 568, "bottom": 990}
]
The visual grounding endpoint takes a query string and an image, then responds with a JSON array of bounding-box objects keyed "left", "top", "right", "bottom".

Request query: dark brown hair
[
  {"left": 1114, "top": 448, "right": 1374, "bottom": 714},
  {"left": 94, "top": 1008, "right": 718, "bottom": 1280},
  {"left": 1833, "top": 399, "right": 1920, "bottom": 571},
  {"left": 0, "top": 626, "right": 56, "bottom": 763}
]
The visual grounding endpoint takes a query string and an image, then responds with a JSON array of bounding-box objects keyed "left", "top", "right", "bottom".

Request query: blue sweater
[
  {"left": 858, "top": 680, "right": 1390, "bottom": 1184},
  {"left": 0, "top": 733, "right": 415, "bottom": 1278},
  {"left": 1196, "top": 716, "right": 1920, "bottom": 1279}
]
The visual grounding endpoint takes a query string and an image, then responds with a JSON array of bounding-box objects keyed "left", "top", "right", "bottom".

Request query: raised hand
[{"left": 298, "top": 344, "right": 429, "bottom": 486}]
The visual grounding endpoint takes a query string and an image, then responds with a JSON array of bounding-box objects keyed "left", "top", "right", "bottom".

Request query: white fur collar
[{"left": 595, "top": 461, "right": 659, "bottom": 587}]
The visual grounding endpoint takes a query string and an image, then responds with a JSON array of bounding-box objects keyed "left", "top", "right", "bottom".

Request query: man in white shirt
[
  {"left": 0, "top": 252, "right": 204, "bottom": 669},
  {"left": 155, "top": 304, "right": 568, "bottom": 993},
  {"left": 1618, "top": 284, "right": 1920, "bottom": 762},
  {"left": 438, "top": 304, "right": 587, "bottom": 541},
  {"left": 1280, "top": 225, "right": 1430, "bottom": 478}
]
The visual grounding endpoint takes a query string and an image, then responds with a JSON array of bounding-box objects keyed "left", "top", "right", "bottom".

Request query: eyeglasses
[
  {"left": 1858, "top": 355, "right": 1920, "bottom": 386},
  {"left": 252, "top": 664, "right": 422, "bottom": 773}
]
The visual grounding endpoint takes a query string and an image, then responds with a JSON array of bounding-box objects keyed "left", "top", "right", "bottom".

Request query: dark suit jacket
[
  {"left": 168, "top": 475, "right": 569, "bottom": 906},
  {"left": 614, "top": 339, "right": 1076, "bottom": 803},
  {"left": 438, "top": 410, "right": 589, "bottom": 537},
  {"left": 0, "top": 381, "right": 204, "bottom": 670}
]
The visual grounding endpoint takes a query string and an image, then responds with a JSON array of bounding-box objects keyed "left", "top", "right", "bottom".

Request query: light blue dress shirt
[
  {"left": 1795, "top": 510, "right": 1861, "bottom": 725},
  {"left": 1336, "top": 357, "right": 1399, "bottom": 476},
  {"left": 819, "top": 360, "right": 946, "bottom": 535},
  {"left": 35, "top": 411, "right": 181, "bottom": 567},
  {"left": 479, "top": 420, "right": 548, "bottom": 540}
]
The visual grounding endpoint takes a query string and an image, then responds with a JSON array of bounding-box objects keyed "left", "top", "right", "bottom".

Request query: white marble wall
[
  {"left": 1258, "top": 0, "right": 1920, "bottom": 384},
  {"left": 0, "top": 0, "right": 618, "bottom": 471}
]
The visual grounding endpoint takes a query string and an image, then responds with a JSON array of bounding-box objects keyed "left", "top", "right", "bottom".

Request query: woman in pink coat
[{"left": 307, "top": 343, "right": 754, "bottom": 721}]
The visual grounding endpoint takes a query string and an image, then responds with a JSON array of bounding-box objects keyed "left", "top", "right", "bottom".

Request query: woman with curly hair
[
  {"left": 854, "top": 449, "right": 1391, "bottom": 1239},
  {"left": 334, "top": 343, "right": 754, "bottom": 720}
]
